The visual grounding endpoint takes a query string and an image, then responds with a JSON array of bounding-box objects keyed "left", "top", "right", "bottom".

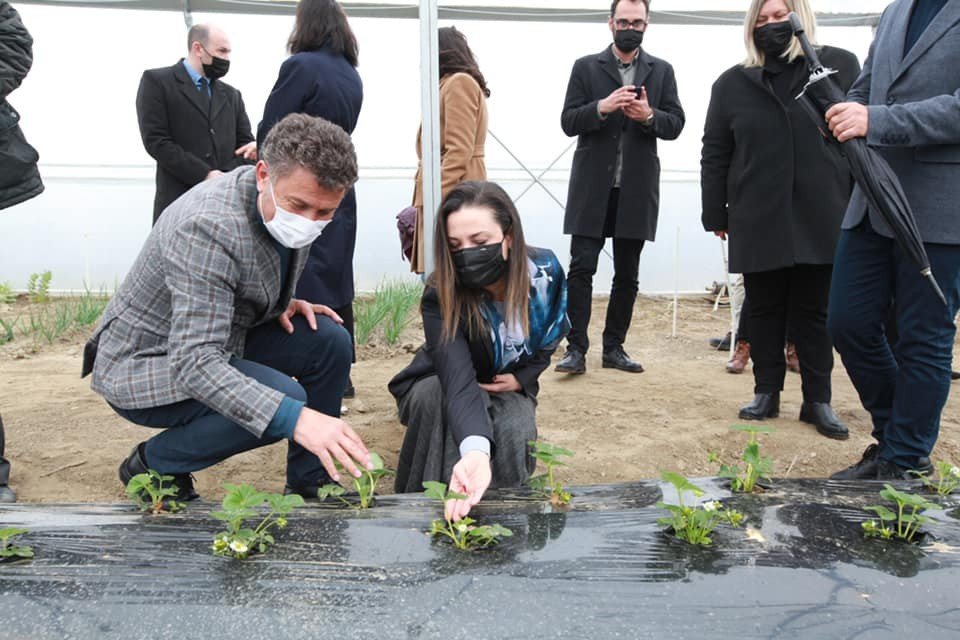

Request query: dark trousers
[
  {"left": 566, "top": 189, "right": 645, "bottom": 353},
  {"left": 394, "top": 375, "right": 537, "bottom": 493},
  {"left": 737, "top": 296, "right": 751, "bottom": 343},
  {"left": 828, "top": 221, "right": 960, "bottom": 469},
  {"left": 114, "top": 315, "right": 352, "bottom": 487},
  {"left": 744, "top": 265, "right": 834, "bottom": 401},
  {"left": 0, "top": 412, "right": 9, "bottom": 486}
]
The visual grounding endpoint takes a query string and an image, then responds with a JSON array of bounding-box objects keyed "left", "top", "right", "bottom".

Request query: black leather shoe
[
  {"left": 602, "top": 347, "right": 644, "bottom": 373},
  {"left": 555, "top": 348, "right": 586, "bottom": 374},
  {"left": 738, "top": 392, "right": 780, "bottom": 420},
  {"left": 799, "top": 402, "right": 849, "bottom": 440},
  {"left": 830, "top": 444, "right": 880, "bottom": 480},
  {"left": 0, "top": 484, "right": 15, "bottom": 503},
  {"left": 343, "top": 376, "right": 356, "bottom": 399},
  {"left": 119, "top": 442, "right": 199, "bottom": 502},
  {"left": 709, "top": 332, "right": 732, "bottom": 350},
  {"left": 875, "top": 456, "right": 933, "bottom": 481},
  {"left": 952, "top": 371, "right": 960, "bottom": 381}
]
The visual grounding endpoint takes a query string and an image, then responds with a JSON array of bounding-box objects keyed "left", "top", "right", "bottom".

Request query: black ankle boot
[
  {"left": 799, "top": 402, "right": 849, "bottom": 440},
  {"left": 118, "top": 443, "right": 199, "bottom": 502},
  {"left": 738, "top": 392, "right": 780, "bottom": 420}
]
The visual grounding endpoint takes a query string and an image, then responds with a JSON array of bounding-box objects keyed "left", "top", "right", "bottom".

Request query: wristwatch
[{"left": 644, "top": 112, "right": 655, "bottom": 125}]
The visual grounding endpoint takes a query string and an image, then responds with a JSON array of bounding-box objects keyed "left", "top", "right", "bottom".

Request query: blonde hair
[{"left": 743, "top": 0, "right": 818, "bottom": 68}]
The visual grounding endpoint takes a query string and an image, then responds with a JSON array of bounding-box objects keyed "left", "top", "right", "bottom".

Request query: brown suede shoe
[
  {"left": 725, "top": 340, "right": 750, "bottom": 374},
  {"left": 785, "top": 342, "right": 800, "bottom": 373}
]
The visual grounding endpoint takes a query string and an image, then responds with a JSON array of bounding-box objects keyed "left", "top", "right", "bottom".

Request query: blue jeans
[
  {"left": 827, "top": 221, "right": 960, "bottom": 468},
  {"left": 114, "top": 315, "right": 351, "bottom": 487}
]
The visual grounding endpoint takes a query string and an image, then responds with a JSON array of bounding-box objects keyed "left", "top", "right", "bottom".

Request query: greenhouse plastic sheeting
[{"left": 2, "top": 479, "right": 959, "bottom": 639}]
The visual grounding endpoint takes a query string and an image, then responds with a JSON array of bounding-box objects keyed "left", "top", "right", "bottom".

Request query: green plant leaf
[
  {"left": 864, "top": 505, "right": 897, "bottom": 521},
  {"left": 368, "top": 452, "right": 385, "bottom": 471},
  {"left": 0, "top": 527, "right": 28, "bottom": 539},
  {"left": 317, "top": 484, "right": 346, "bottom": 500},
  {"left": 742, "top": 441, "right": 761, "bottom": 466},
  {"left": 660, "top": 471, "right": 704, "bottom": 497},
  {"left": 422, "top": 481, "right": 448, "bottom": 502}
]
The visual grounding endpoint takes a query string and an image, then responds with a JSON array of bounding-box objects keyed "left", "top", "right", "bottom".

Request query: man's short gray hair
[{"left": 260, "top": 114, "right": 358, "bottom": 192}]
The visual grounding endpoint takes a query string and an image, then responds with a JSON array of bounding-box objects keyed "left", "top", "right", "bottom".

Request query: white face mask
[{"left": 262, "top": 181, "right": 331, "bottom": 249}]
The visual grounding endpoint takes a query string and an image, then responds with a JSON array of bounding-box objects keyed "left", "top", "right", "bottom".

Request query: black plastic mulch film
[{"left": 1, "top": 479, "right": 959, "bottom": 639}]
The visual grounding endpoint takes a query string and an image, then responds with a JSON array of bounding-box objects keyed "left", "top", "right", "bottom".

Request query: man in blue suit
[{"left": 826, "top": 0, "right": 960, "bottom": 479}]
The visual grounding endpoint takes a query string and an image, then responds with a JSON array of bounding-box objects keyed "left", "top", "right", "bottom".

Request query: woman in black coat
[
  {"left": 258, "top": 0, "right": 363, "bottom": 395},
  {"left": 700, "top": 0, "right": 860, "bottom": 439}
]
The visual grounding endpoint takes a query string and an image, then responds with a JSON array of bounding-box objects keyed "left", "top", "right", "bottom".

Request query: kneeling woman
[{"left": 389, "top": 181, "right": 568, "bottom": 519}]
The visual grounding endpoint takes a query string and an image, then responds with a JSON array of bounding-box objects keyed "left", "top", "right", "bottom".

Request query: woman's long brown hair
[
  {"left": 288, "top": 0, "right": 359, "bottom": 67},
  {"left": 431, "top": 181, "right": 529, "bottom": 343},
  {"left": 438, "top": 26, "right": 490, "bottom": 97}
]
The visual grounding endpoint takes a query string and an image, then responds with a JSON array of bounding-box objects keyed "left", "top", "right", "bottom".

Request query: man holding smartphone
[{"left": 556, "top": 0, "right": 684, "bottom": 376}]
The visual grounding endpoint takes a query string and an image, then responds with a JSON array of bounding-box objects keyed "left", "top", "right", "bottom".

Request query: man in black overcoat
[
  {"left": 136, "top": 23, "right": 257, "bottom": 224},
  {"left": 556, "top": 0, "right": 685, "bottom": 375}
]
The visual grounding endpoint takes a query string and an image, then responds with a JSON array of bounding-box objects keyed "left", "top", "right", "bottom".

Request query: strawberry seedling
[
  {"left": 211, "top": 483, "right": 304, "bottom": 559},
  {"left": 422, "top": 481, "right": 512, "bottom": 550},
  {"left": 527, "top": 440, "right": 574, "bottom": 506},
  {"left": 0, "top": 527, "right": 34, "bottom": 561},
  {"left": 657, "top": 471, "right": 744, "bottom": 546},
  {"left": 317, "top": 452, "right": 393, "bottom": 509},
  {"left": 125, "top": 470, "right": 184, "bottom": 514},
  {"left": 711, "top": 424, "right": 774, "bottom": 493},
  {"left": 913, "top": 461, "right": 960, "bottom": 497},
  {"left": 862, "top": 483, "right": 942, "bottom": 543}
]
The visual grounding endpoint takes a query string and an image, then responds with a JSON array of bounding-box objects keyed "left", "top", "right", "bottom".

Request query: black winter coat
[
  {"left": 700, "top": 46, "right": 861, "bottom": 274},
  {"left": 258, "top": 49, "right": 363, "bottom": 308},
  {"left": 136, "top": 61, "right": 255, "bottom": 224},
  {"left": 561, "top": 46, "right": 685, "bottom": 241},
  {"left": 0, "top": 2, "right": 43, "bottom": 210}
]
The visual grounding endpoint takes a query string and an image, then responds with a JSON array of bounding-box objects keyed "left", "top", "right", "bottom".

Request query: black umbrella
[{"left": 789, "top": 13, "right": 947, "bottom": 306}]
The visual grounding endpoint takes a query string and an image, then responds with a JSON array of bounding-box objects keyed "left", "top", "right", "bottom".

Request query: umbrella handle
[{"left": 789, "top": 12, "right": 824, "bottom": 73}]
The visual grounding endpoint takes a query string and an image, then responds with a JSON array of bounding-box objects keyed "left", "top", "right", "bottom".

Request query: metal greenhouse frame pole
[{"left": 419, "top": 0, "right": 441, "bottom": 277}]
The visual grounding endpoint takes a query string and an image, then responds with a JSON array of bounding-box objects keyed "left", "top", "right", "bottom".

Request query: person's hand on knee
[
  {"left": 292, "top": 408, "right": 371, "bottom": 481},
  {"left": 445, "top": 451, "right": 492, "bottom": 522},
  {"left": 279, "top": 299, "right": 344, "bottom": 334}
]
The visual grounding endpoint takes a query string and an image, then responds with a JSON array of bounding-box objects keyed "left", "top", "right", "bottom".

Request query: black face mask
[
  {"left": 753, "top": 21, "right": 794, "bottom": 57},
  {"left": 614, "top": 29, "right": 644, "bottom": 53},
  {"left": 202, "top": 49, "right": 230, "bottom": 80},
  {"left": 452, "top": 242, "right": 508, "bottom": 289}
]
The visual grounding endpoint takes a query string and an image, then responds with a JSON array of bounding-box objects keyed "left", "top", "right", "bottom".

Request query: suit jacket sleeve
[
  {"left": 163, "top": 215, "right": 284, "bottom": 436},
  {"left": 235, "top": 90, "right": 254, "bottom": 149},
  {"left": 700, "top": 75, "right": 733, "bottom": 232},
  {"left": 867, "top": 89, "right": 960, "bottom": 147},
  {"left": 421, "top": 287, "right": 495, "bottom": 448},
  {"left": 645, "top": 62, "right": 685, "bottom": 141},
  {"left": 136, "top": 70, "right": 211, "bottom": 187},
  {"left": 257, "top": 56, "right": 312, "bottom": 144},
  {"left": 561, "top": 58, "right": 605, "bottom": 137},
  {"left": 440, "top": 73, "right": 483, "bottom": 196},
  {"left": 0, "top": 2, "right": 32, "bottom": 101}
]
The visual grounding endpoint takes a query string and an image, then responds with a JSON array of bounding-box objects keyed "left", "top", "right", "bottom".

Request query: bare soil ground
[{"left": 1, "top": 295, "right": 958, "bottom": 503}]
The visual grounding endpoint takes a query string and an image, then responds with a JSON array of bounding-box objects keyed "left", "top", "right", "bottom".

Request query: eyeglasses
[{"left": 615, "top": 18, "right": 648, "bottom": 30}]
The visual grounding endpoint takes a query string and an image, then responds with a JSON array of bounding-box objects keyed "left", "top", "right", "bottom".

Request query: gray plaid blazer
[{"left": 83, "top": 166, "right": 309, "bottom": 436}]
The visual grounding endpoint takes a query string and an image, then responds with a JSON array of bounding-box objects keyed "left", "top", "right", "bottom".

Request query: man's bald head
[{"left": 186, "top": 23, "right": 231, "bottom": 60}]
